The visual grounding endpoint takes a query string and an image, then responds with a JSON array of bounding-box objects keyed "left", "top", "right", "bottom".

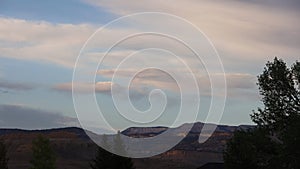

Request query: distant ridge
[
  {"left": 0, "top": 122, "right": 254, "bottom": 169},
  {"left": 0, "top": 127, "right": 89, "bottom": 139},
  {"left": 122, "top": 122, "right": 253, "bottom": 137},
  {"left": 0, "top": 122, "right": 254, "bottom": 138}
]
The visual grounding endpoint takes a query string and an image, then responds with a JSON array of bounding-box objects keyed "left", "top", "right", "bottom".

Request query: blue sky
[
  {"left": 0, "top": 0, "right": 115, "bottom": 24},
  {"left": 0, "top": 0, "right": 299, "bottom": 133}
]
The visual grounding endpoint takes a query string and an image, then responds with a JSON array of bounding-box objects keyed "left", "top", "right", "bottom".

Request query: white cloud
[
  {"left": 53, "top": 81, "right": 118, "bottom": 94},
  {"left": 0, "top": 17, "right": 96, "bottom": 67},
  {"left": 2, "top": 4, "right": 299, "bottom": 74},
  {"left": 97, "top": 68, "right": 256, "bottom": 99},
  {"left": 1, "top": 1, "right": 300, "bottom": 72},
  {"left": 1, "top": 1, "right": 299, "bottom": 102},
  {"left": 84, "top": 0, "right": 300, "bottom": 72}
]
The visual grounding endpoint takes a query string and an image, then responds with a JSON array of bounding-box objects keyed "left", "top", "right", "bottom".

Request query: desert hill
[{"left": 0, "top": 122, "right": 253, "bottom": 169}]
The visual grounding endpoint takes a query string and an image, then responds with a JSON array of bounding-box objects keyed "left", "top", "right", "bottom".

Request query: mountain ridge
[{"left": 0, "top": 122, "right": 254, "bottom": 169}]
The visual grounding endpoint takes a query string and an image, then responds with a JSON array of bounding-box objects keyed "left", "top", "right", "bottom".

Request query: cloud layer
[
  {"left": 0, "top": 17, "right": 95, "bottom": 67},
  {"left": 1, "top": 0, "right": 300, "bottom": 72},
  {"left": 0, "top": 80, "right": 35, "bottom": 91},
  {"left": 52, "top": 81, "right": 118, "bottom": 94},
  {"left": 0, "top": 104, "right": 78, "bottom": 129},
  {"left": 85, "top": 0, "right": 300, "bottom": 72},
  {"left": 0, "top": 0, "right": 299, "bottom": 127}
]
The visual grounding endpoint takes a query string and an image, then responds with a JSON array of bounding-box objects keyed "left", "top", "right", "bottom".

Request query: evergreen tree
[
  {"left": 30, "top": 135, "right": 56, "bottom": 169},
  {"left": 0, "top": 140, "right": 8, "bottom": 169}
]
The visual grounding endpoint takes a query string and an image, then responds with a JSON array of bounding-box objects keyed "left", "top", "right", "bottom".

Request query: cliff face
[{"left": 0, "top": 123, "right": 253, "bottom": 169}]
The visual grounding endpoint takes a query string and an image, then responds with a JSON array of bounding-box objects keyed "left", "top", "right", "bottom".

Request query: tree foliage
[
  {"left": 224, "top": 129, "right": 279, "bottom": 169},
  {"left": 90, "top": 134, "right": 113, "bottom": 169},
  {"left": 251, "top": 57, "right": 300, "bottom": 132},
  {"left": 90, "top": 132, "right": 135, "bottom": 169},
  {"left": 30, "top": 135, "right": 56, "bottom": 169},
  {"left": 90, "top": 146, "right": 113, "bottom": 169},
  {"left": 0, "top": 140, "right": 8, "bottom": 169},
  {"left": 224, "top": 57, "right": 300, "bottom": 169}
]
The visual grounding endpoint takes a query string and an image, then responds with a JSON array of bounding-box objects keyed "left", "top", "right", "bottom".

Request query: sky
[{"left": 0, "top": 0, "right": 299, "bottom": 133}]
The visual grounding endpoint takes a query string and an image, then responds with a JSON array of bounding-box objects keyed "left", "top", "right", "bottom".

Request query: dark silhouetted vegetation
[
  {"left": 90, "top": 132, "right": 135, "bottom": 169},
  {"left": 0, "top": 140, "right": 8, "bottom": 169},
  {"left": 30, "top": 135, "right": 56, "bottom": 169},
  {"left": 224, "top": 57, "right": 300, "bottom": 169}
]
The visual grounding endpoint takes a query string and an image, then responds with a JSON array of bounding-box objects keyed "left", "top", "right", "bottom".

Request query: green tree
[
  {"left": 30, "top": 135, "right": 56, "bottom": 169},
  {"left": 224, "top": 58, "right": 300, "bottom": 169},
  {"left": 0, "top": 140, "right": 8, "bottom": 169}
]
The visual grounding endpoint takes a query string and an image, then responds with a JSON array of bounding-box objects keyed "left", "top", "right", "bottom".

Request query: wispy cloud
[
  {"left": 0, "top": 80, "right": 35, "bottom": 91},
  {"left": 52, "top": 81, "right": 119, "bottom": 94},
  {"left": 225, "top": 73, "right": 256, "bottom": 89},
  {"left": 0, "top": 17, "right": 95, "bottom": 67},
  {"left": 0, "top": 89, "right": 9, "bottom": 94},
  {"left": 84, "top": 0, "right": 300, "bottom": 71},
  {"left": 98, "top": 68, "right": 256, "bottom": 93},
  {"left": 98, "top": 68, "right": 180, "bottom": 92},
  {"left": 1, "top": 2, "right": 299, "bottom": 74}
]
